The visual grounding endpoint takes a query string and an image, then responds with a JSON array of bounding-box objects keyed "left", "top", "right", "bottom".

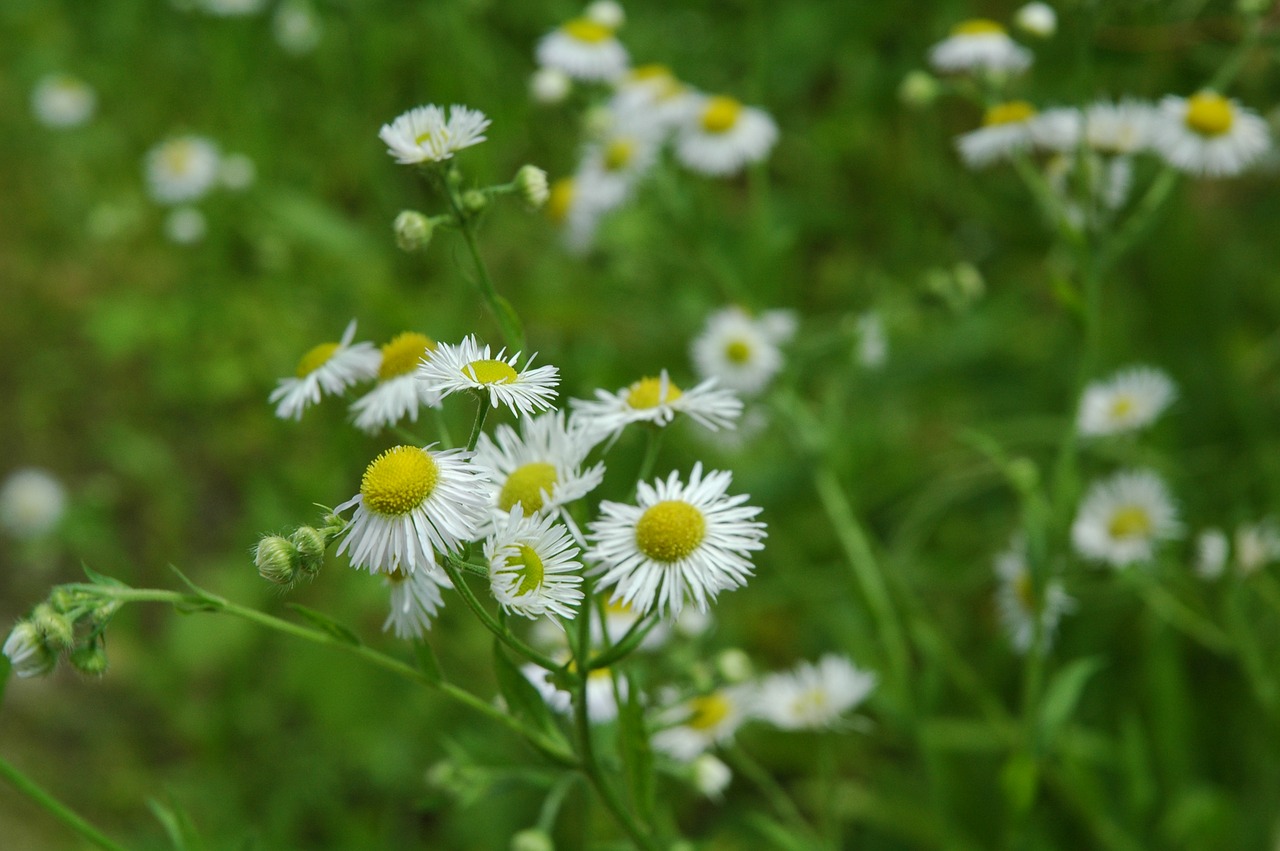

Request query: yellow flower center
[
  {"left": 1108, "top": 394, "right": 1136, "bottom": 421},
  {"left": 984, "top": 101, "right": 1036, "bottom": 127},
  {"left": 604, "top": 139, "right": 635, "bottom": 171},
  {"left": 548, "top": 178, "right": 575, "bottom": 224},
  {"left": 296, "top": 342, "right": 339, "bottom": 377},
  {"left": 687, "top": 693, "right": 732, "bottom": 731},
  {"left": 378, "top": 332, "right": 435, "bottom": 380},
  {"left": 500, "top": 544, "right": 546, "bottom": 596},
  {"left": 952, "top": 18, "right": 1006, "bottom": 36},
  {"left": 1013, "top": 571, "right": 1035, "bottom": 612},
  {"left": 630, "top": 64, "right": 672, "bottom": 82},
  {"left": 635, "top": 500, "right": 706, "bottom": 562},
  {"left": 498, "top": 462, "right": 559, "bottom": 515},
  {"left": 792, "top": 688, "right": 828, "bottom": 717},
  {"left": 1184, "top": 92, "right": 1234, "bottom": 137},
  {"left": 606, "top": 598, "right": 636, "bottom": 616},
  {"left": 626, "top": 376, "right": 683, "bottom": 409},
  {"left": 701, "top": 96, "right": 743, "bottom": 134},
  {"left": 629, "top": 65, "right": 682, "bottom": 99},
  {"left": 725, "top": 339, "right": 752, "bottom": 364},
  {"left": 463, "top": 359, "right": 519, "bottom": 385},
  {"left": 162, "top": 140, "right": 197, "bottom": 174},
  {"left": 360, "top": 446, "right": 439, "bottom": 516},
  {"left": 562, "top": 17, "right": 612, "bottom": 42},
  {"left": 1108, "top": 505, "right": 1153, "bottom": 540}
]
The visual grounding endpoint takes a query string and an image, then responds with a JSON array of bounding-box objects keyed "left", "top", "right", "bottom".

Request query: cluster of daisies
[
  {"left": 530, "top": 2, "right": 779, "bottom": 251},
  {"left": 142, "top": 134, "right": 255, "bottom": 245}
]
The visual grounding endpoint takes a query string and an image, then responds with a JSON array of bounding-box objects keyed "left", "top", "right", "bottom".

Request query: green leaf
[
  {"left": 81, "top": 564, "right": 127, "bottom": 588},
  {"left": 1001, "top": 751, "right": 1040, "bottom": 815},
  {"left": 286, "top": 604, "right": 361, "bottom": 646},
  {"left": 616, "top": 677, "right": 655, "bottom": 820},
  {"left": 1037, "top": 656, "right": 1106, "bottom": 752},
  {"left": 492, "top": 640, "right": 556, "bottom": 735},
  {"left": 413, "top": 639, "right": 443, "bottom": 685},
  {"left": 148, "top": 798, "right": 204, "bottom": 851},
  {"left": 744, "top": 813, "right": 819, "bottom": 851},
  {"left": 0, "top": 653, "right": 11, "bottom": 711}
]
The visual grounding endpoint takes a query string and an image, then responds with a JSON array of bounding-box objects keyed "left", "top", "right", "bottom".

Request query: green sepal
[
  {"left": 286, "top": 604, "right": 361, "bottom": 646},
  {"left": 81, "top": 564, "right": 128, "bottom": 588}
]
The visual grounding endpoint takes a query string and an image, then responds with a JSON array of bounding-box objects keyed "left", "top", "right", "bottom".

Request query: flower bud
[
  {"left": 692, "top": 754, "right": 732, "bottom": 800},
  {"left": 715, "top": 648, "right": 754, "bottom": 683},
  {"left": 898, "top": 70, "right": 940, "bottom": 109},
  {"left": 3, "top": 621, "right": 56, "bottom": 679},
  {"left": 394, "top": 210, "right": 433, "bottom": 253},
  {"left": 514, "top": 165, "right": 550, "bottom": 210},
  {"left": 585, "top": 0, "right": 624, "bottom": 29},
  {"left": 1014, "top": 3, "right": 1057, "bottom": 38},
  {"left": 31, "top": 603, "right": 75, "bottom": 650},
  {"left": 69, "top": 642, "right": 109, "bottom": 677},
  {"left": 510, "top": 828, "right": 555, "bottom": 851},
  {"left": 462, "top": 189, "right": 489, "bottom": 215},
  {"left": 529, "top": 68, "right": 571, "bottom": 105},
  {"left": 255, "top": 535, "right": 299, "bottom": 585},
  {"left": 290, "top": 525, "right": 327, "bottom": 576}
]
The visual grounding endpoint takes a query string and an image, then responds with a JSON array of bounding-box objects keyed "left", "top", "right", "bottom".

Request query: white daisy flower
[
  {"left": 691, "top": 306, "right": 787, "bottom": 396},
  {"left": 524, "top": 662, "right": 624, "bottom": 722},
  {"left": 473, "top": 411, "right": 604, "bottom": 518},
  {"left": 31, "top": 74, "right": 96, "bottom": 128},
  {"left": 536, "top": 17, "right": 629, "bottom": 82},
  {"left": 335, "top": 445, "right": 490, "bottom": 574},
  {"left": 651, "top": 685, "right": 756, "bottom": 762},
  {"left": 378, "top": 104, "right": 491, "bottom": 165},
  {"left": 675, "top": 95, "right": 778, "bottom": 177},
  {"left": 417, "top": 335, "right": 559, "bottom": 417},
  {"left": 485, "top": 509, "right": 584, "bottom": 619},
  {"left": 575, "top": 123, "right": 662, "bottom": 210},
  {"left": 610, "top": 65, "right": 697, "bottom": 134},
  {"left": 269, "top": 319, "right": 380, "bottom": 421},
  {"left": 0, "top": 468, "right": 67, "bottom": 540},
  {"left": 1194, "top": 527, "right": 1229, "bottom": 580},
  {"left": 273, "top": 0, "right": 322, "bottom": 55},
  {"left": 757, "top": 655, "right": 877, "bottom": 730},
  {"left": 1152, "top": 92, "right": 1271, "bottom": 177},
  {"left": 350, "top": 332, "right": 442, "bottom": 434},
  {"left": 1015, "top": 3, "right": 1057, "bottom": 38},
  {"left": 588, "top": 463, "right": 766, "bottom": 617},
  {"left": 1031, "top": 107, "right": 1083, "bottom": 153},
  {"left": 1235, "top": 520, "right": 1280, "bottom": 575},
  {"left": 1071, "top": 469, "right": 1181, "bottom": 568},
  {"left": 571, "top": 371, "right": 742, "bottom": 440},
  {"left": 3, "top": 622, "right": 56, "bottom": 679},
  {"left": 164, "top": 206, "right": 207, "bottom": 245},
  {"left": 383, "top": 567, "right": 450, "bottom": 639},
  {"left": 1077, "top": 365, "right": 1177, "bottom": 437},
  {"left": 928, "top": 19, "right": 1032, "bottom": 75},
  {"left": 1084, "top": 100, "right": 1156, "bottom": 156},
  {"left": 145, "top": 135, "right": 221, "bottom": 204},
  {"left": 956, "top": 101, "right": 1038, "bottom": 168},
  {"left": 993, "top": 537, "right": 1075, "bottom": 654}
]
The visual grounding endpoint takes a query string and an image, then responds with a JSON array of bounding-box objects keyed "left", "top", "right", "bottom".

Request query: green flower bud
[
  {"left": 461, "top": 189, "right": 489, "bottom": 214},
  {"left": 32, "top": 603, "right": 75, "bottom": 651},
  {"left": 898, "top": 70, "right": 939, "bottom": 109},
  {"left": 394, "top": 210, "right": 433, "bottom": 253},
  {"left": 255, "top": 535, "right": 299, "bottom": 585},
  {"left": 514, "top": 165, "right": 549, "bottom": 210},
  {"left": 290, "top": 525, "right": 327, "bottom": 577},
  {"left": 47, "top": 587, "right": 79, "bottom": 614},
  {"left": 715, "top": 647, "right": 754, "bottom": 683},
  {"left": 69, "top": 642, "right": 109, "bottom": 677},
  {"left": 510, "top": 829, "right": 554, "bottom": 851}
]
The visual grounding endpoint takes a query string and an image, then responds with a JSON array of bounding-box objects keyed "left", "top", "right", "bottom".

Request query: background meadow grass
[{"left": 3, "top": 0, "right": 1280, "bottom": 847}]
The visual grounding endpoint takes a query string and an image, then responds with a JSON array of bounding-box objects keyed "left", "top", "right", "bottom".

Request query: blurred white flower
[
  {"left": 1153, "top": 92, "right": 1270, "bottom": 177},
  {"left": 691, "top": 306, "right": 791, "bottom": 395},
  {"left": 536, "top": 17, "right": 629, "bottom": 82},
  {"left": 1014, "top": 3, "right": 1057, "bottom": 38},
  {"left": 164, "top": 206, "right": 207, "bottom": 245},
  {"left": 530, "top": 67, "right": 572, "bottom": 104},
  {"left": 0, "top": 468, "right": 67, "bottom": 540},
  {"left": 956, "top": 101, "right": 1037, "bottom": 168},
  {"left": 652, "top": 685, "right": 756, "bottom": 761},
  {"left": 1071, "top": 470, "right": 1181, "bottom": 568},
  {"left": 757, "top": 655, "right": 877, "bottom": 729},
  {"left": 675, "top": 95, "right": 778, "bottom": 177},
  {"left": 692, "top": 754, "right": 732, "bottom": 800},
  {"left": 145, "top": 135, "right": 221, "bottom": 204},
  {"left": 269, "top": 319, "right": 379, "bottom": 421},
  {"left": 1194, "top": 528, "right": 1229, "bottom": 580},
  {"left": 273, "top": 0, "right": 322, "bottom": 54},
  {"left": 31, "top": 74, "right": 96, "bottom": 128},
  {"left": 1077, "top": 366, "right": 1176, "bottom": 437},
  {"left": 993, "top": 537, "right": 1075, "bottom": 653},
  {"left": 929, "top": 20, "right": 1031, "bottom": 75},
  {"left": 1234, "top": 520, "right": 1280, "bottom": 575}
]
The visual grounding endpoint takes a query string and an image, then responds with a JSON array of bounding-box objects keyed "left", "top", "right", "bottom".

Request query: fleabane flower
[
  {"left": 473, "top": 411, "right": 605, "bottom": 519},
  {"left": 589, "top": 463, "right": 766, "bottom": 616},
  {"left": 957, "top": 101, "right": 1037, "bottom": 168},
  {"left": 675, "top": 95, "right": 778, "bottom": 177},
  {"left": 335, "top": 445, "right": 490, "bottom": 574},
  {"left": 571, "top": 370, "right": 742, "bottom": 440},
  {"left": 652, "top": 685, "right": 757, "bottom": 762},
  {"left": 536, "top": 17, "right": 628, "bottom": 82},
  {"left": 691, "top": 306, "right": 792, "bottom": 396},
  {"left": 1153, "top": 91, "right": 1270, "bottom": 177},
  {"left": 350, "top": 332, "right": 442, "bottom": 434},
  {"left": 269, "top": 319, "right": 380, "bottom": 420},
  {"left": 417, "top": 335, "right": 559, "bottom": 417},
  {"left": 993, "top": 537, "right": 1075, "bottom": 654},
  {"left": 523, "top": 662, "right": 625, "bottom": 722},
  {"left": 1077, "top": 366, "right": 1177, "bottom": 437},
  {"left": 1071, "top": 469, "right": 1181, "bottom": 568},
  {"left": 1084, "top": 99, "right": 1156, "bottom": 156},
  {"left": 575, "top": 123, "right": 662, "bottom": 209},
  {"left": 31, "top": 74, "right": 96, "bottom": 128},
  {"left": 928, "top": 19, "right": 1032, "bottom": 75},
  {"left": 145, "top": 135, "right": 221, "bottom": 204},
  {"left": 485, "top": 508, "right": 584, "bottom": 619},
  {"left": 378, "top": 104, "right": 491, "bottom": 165},
  {"left": 610, "top": 64, "right": 697, "bottom": 134},
  {"left": 757, "top": 655, "right": 877, "bottom": 730},
  {"left": 383, "top": 567, "right": 451, "bottom": 639}
]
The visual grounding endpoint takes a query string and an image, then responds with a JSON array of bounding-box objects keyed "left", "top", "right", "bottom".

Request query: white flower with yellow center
[
  {"left": 928, "top": 19, "right": 1032, "bottom": 75},
  {"left": 417, "top": 335, "right": 559, "bottom": 417},
  {"left": 378, "top": 104, "right": 491, "bottom": 165},
  {"left": 571, "top": 371, "right": 742, "bottom": 440},
  {"left": 1077, "top": 366, "right": 1177, "bottom": 437},
  {"left": 957, "top": 101, "right": 1038, "bottom": 168},
  {"left": 269, "top": 319, "right": 380, "bottom": 421},
  {"left": 576, "top": 124, "right": 661, "bottom": 209},
  {"left": 31, "top": 74, "right": 96, "bottom": 128},
  {"left": 652, "top": 685, "right": 756, "bottom": 762},
  {"left": 1153, "top": 91, "right": 1270, "bottom": 177},
  {"left": 1084, "top": 100, "right": 1156, "bottom": 156},
  {"left": 473, "top": 411, "right": 604, "bottom": 520},
  {"left": 993, "top": 537, "right": 1075, "bottom": 654},
  {"left": 523, "top": 661, "right": 624, "bottom": 722},
  {"left": 589, "top": 463, "right": 766, "bottom": 616},
  {"left": 1071, "top": 470, "right": 1181, "bottom": 568},
  {"left": 757, "top": 655, "right": 877, "bottom": 730},
  {"left": 536, "top": 17, "right": 628, "bottom": 82},
  {"left": 145, "top": 135, "right": 221, "bottom": 204},
  {"left": 675, "top": 95, "right": 778, "bottom": 177},
  {"left": 610, "top": 65, "right": 697, "bottom": 133},
  {"left": 335, "top": 445, "right": 490, "bottom": 574},
  {"left": 0, "top": 468, "right": 67, "bottom": 540},
  {"left": 691, "top": 306, "right": 789, "bottom": 396},
  {"left": 351, "top": 332, "right": 442, "bottom": 434},
  {"left": 383, "top": 567, "right": 451, "bottom": 639},
  {"left": 485, "top": 508, "right": 584, "bottom": 619}
]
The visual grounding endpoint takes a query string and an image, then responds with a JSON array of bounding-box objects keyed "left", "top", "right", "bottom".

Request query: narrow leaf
[
  {"left": 616, "top": 677, "right": 655, "bottom": 820},
  {"left": 0, "top": 654, "right": 11, "bottom": 711},
  {"left": 81, "top": 564, "right": 127, "bottom": 588},
  {"left": 1037, "top": 656, "right": 1106, "bottom": 752},
  {"left": 147, "top": 798, "right": 204, "bottom": 851},
  {"left": 492, "top": 640, "right": 556, "bottom": 734},
  {"left": 286, "top": 604, "right": 362, "bottom": 646},
  {"left": 413, "top": 639, "right": 443, "bottom": 685}
]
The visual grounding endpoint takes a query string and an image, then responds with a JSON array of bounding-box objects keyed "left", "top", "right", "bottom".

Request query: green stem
[
  {"left": 466, "top": 392, "right": 491, "bottom": 452},
  {"left": 629, "top": 427, "right": 665, "bottom": 500},
  {"left": 1097, "top": 168, "right": 1178, "bottom": 273},
  {"left": 437, "top": 558, "right": 563, "bottom": 672},
  {"left": 0, "top": 755, "right": 130, "bottom": 851},
  {"left": 587, "top": 613, "right": 661, "bottom": 670}
]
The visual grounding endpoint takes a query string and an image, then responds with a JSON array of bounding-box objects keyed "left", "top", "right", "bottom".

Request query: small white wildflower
[
  {"left": 268, "top": 319, "right": 380, "bottom": 421},
  {"left": 929, "top": 20, "right": 1032, "bottom": 75},
  {"left": 273, "top": 0, "right": 322, "bottom": 54},
  {"left": 652, "top": 685, "right": 756, "bottom": 761},
  {"left": 145, "top": 135, "right": 221, "bottom": 205},
  {"left": 473, "top": 410, "right": 604, "bottom": 519},
  {"left": 536, "top": 18, "right": 629, "bottom": 82},
  {"left": 378, "top": 104, "right": 491, "bottom": 165},
  {"left": 571, "top": 371, "right": 742, "bottom": 440},
  {"left": 1077, "top": 366, "right": 1177, "bottom": 437},
  {"left": 1153, "top": 92, "right": 1270, "bottom": 177},
  {"left": 164, "top": 206, "right": 206, "bottom": 245},
  {"left": 993, "top": 537, "right": 1075, "bottom": 654},
  {"left": 957, "top": 101, "right": 1037, "bottom": 168},
  {"left": 1071, "top": 470, "right": 1181, "bottom": 568},
  {"left": 383, "top": 567, "right": 450, "bottom": 639},
  {"left": 3, "top": 622, "right": 56, "bottom": 679},
  {"left": 1235, "top": 520, "right": 1280, "bottom": 575},
  {"left": 585, "top": 0, "right": 625, "bottom": 29},
  {"left": 0, "top": 468, "right": 67, "bottom": 540},
  {"left": 691, "top": 306, "right": 788, "bottom": 395},
  {"left": 757, "top": 655, "right": 877, "bottom": 730},
  {"left": 31, "top": 74, "right": 96, "bottom": 128},
  {"left": 1014, "top": 3, "right": 1057, "bottom": 38},
  {"left": 417, "top": 335, "right": 559, "bottom": 417},
  {"left": 485, "top": 509, "right": 584, "bottom": 619},
  {"left": 675, "top": 95, "right": 778, "bottom": 177},
  {"left": 530, "top": 67, "right": 572, "bottom": 104},
  {"left": 1194, "top": 528, "right": 1229, "bottom": 580},
  {"left": 349, "top": 332, "right": 442, "bottom": 434}
]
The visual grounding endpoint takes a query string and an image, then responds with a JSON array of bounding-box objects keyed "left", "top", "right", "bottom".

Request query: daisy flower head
[
  {"left": 1153, "top": 91, "right": 1270, "bottom": 177},
  {"left": 993, "top": 536, "right": 1075, "bottom": 654},
  {"left": 536, "top": 16, "right": 629, "bottom": 82},
  {"left": 383, "top": 567, "right": 450, "bottom": 639},
  {"left": 610, "top": 65, "right": 697, "bottom": 133},
  {"left": 145, "top": 135, "right": 221, "bottom": 204},
  {"left": 485, "top": 508, "right": 584, "bottom": 619},
  {"left": 1071, "top": 469, "right": 1181, "bottom": 568},
  {"left": 417, "top": 335, "right": 559, "bottom": 417},
  {"left": 473, "top": 410, "right": 605, "bottom": 519},
  {"left": 269, "top": 319, "right": 380, "bottom": 421},
  {"left": 1031, "top": 107, "right": 1083, "bottom": 153},
  {"left": 589, "top": 463, "right": 766, "bottom": 617},
  {"left": 31, "top": 74, "right": 96, "bottom": 128},
  {"left": 691, "top": 306, "right": 788, "bottom": 396},
  {"left": 652, "top": 685, "right": 757, "bottom": 762},
  {"left": 675, "top": 94, "right": 779, "bottom": 177},
  {"left": 378, "top": 104, "right": 491, "bottom": 165},
  {"left": 350, "top": 332, "right": 442, "bottom": 434},
  {"left": 571, "top": 370, "right": 742, "bottom": 441},
  {"left": 524, "top": 662, "right": 624, "bottom": 722},
  {"left": 957, "top": 101, "right": 1037, "bottom": 168},
  {"left": 335, "top": 445, "right": 490, "bottom": 574},
  {"left": 1084, "top": 99, "right": 1156, "bottom": 156},
  {"left": 575, "top": 122, "right": 662, "bottom": 209},
  {"left": 757, "top": 655, "right": 878, "bottom": 730},
  {"left": 928, "top": 19, "right": 1032, "bottom": 75},
  {"left": 1077, "top": 365, "right": 1177, "bottom": 437}
]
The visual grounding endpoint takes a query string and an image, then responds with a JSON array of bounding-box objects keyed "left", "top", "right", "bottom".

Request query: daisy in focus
[
  {"left": 378, "top": 104, "right": 491, "bottom": 165},
  {"left": 1153, "top": 91, "right": 1270, "bottom": 177},
  {"left": 928, "top": 19, "right": 1032, "bottom": 75},
  {"left": 485, "top": 508, "right": 584, "bottom": 619},
  {"left": 536, "top": 16, "right": 628, "bottom": 82},
  {"left": 1077, "top": 366, "right": 1176, "bottom": 437},
  {"left": 350, "top": 332, "right": 441, "bottom": 434},
  {"left": 675, "top": 95, "right": 778, "bottom": 177},
  {"left": 383, "top": 567, "right": 450, "bottom": 639},
  {"left": 571, "top": 370, "right": 742, "bottom": 440},
  {"left": 957, "top": 101, "right": 1038, "bottom": 168},
  {"left": 993, "top": 537, "right": 1075, "bottom": 654},
  {"left": 691, "top": 306, "right": 796, "bottom": 396},
  {"left": 473, "top": 411, "right": 604, "bottom": 519},
  {"left": 145, "top": 135, "right": 221, "bottom": 204},
  {"left": 417, "top": 335, "right": 559, "bottom": 417},
  {"left": 31, "top": 74, "right": 96, "bottom": 128},
  {"left": 652, "top": 685, "right": 756, "bottom": 762},
  {"left": 335, "top": 445, "right": 490, "bottom": 575},
  {"left": 1071, "top": 469, "right": 1181, "bottom": 568},
  {"left": 269, "top": 319, "right": 380, "bottom": 421},
  {"left": 589, "top": 463, "right": 766, "bottom": 617},
  {"left": 757, "top": 655, "right": 877, "bottom": 730}
]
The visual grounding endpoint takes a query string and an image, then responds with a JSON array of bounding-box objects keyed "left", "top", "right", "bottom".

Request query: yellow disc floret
[
  {"left": 984, "top": 101, "right": 1036, "bottom": 127},
  {"left": 952, "top": 18, "right": 1006, "bottom": 36},
  {"left": 687, "top": 693, "right": 731, "bottom": 731},
  {"left": 627, "top": 376, "right": 683, "bottom": 410},
  {"left": 701, "top": 96, "right": 743, "bottom": 134},
  {"left": 562, "top": 17, "right": 613, "bottom": 42},
  {"left": 1108, "top": 505, "right": 1153, "bottom": 540},
  {"left": 604, "top": 139, "right": 635, "bottom": 172},
  {"left": 379, "top": 332, "right": 435, "bottom": 380},
  {"left": 464, "top": 359, "right": 519, "bottom": 385},
  {"left": 1184, "top": 92, "right": 1234, "bottom": 137},
  {"left": 635, "top": 500, "right": 706, "bottom": 562},
  {"left": 503, "top": 544, "right": 546, "bottom": 596},
  {"left": 725, "top": 340, "right": 752, "bottom": 364},
  {"left": 1108, "top": 394, "right": 1136, "bottom": 421},
  {"left": 361, "top": 446, "right": 439, "bottom": 516},
  {"left": 499, "top": 462, "right": 559, "bottom": 514},
  {"left": 162, "top": 140, "right": 197, "bottom": 174},
  {"left": 296, "top": 342, "right": 339, "bottom": 377},
  {"left": 547, "top": 178, "right": 575, "bottom": 224}
]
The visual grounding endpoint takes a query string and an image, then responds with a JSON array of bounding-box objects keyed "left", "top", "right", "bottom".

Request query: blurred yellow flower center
[
  {"left": 792, "top": 688, "right": 828, "bottom": 716},
  {"left": 414, "top": 130, "right": 438, "bottom": 146},
  {"left": 604, "top": 139, "right": 635, "bottom": 171},
  {"left": 1108, "top": 394, "right": 1136, "bottom": 420},
  {"left": 701, "top": 96, "right": 743, "bottom": 134},
  {"left": 379, "top": 332, "right": 435, "bottom": 380},
  {"left": 563, "top": 18, "right": 612, "bottom": 42},
  {"left": 162, "top": 140, "right": 197, "bottom": 174},
  {"left": 953, "top": 18, "right": 1005, "bottom": 36},
  {"left": 296, "top": 342, "right": 339, "bottom": 377},
  {"left": 548, "top": 178, "right": 575, "bottom": 224},
  {"left": 499, "top": 462, "right": 558, "bottom": 514},
  {"left": 627, "top": 376, "right": 683, "bottom": 409},
  {"left": 984, "top": 101, "right": 1036, "bottom": 127},
  {"left": 361, "top": 446, "right": 439, "bottom": 515},
  {"left": 464, "top": 359, "right": 518, "bottom": 385},
  {"left": 635, "top": 500, "right": 706, "bottom": 562},
  {"left": 725, "top": 340, "right": 752, "bottom": 364},
  {"left": 503, "top": 544, "right": 545, "bottom": 595},
  {"left": 687, "top": 693, "right": 731, "bottom": 730},
  {"left": 606, "top": 598, "right": 636, "bottom": 616},
  {"left": 1108, "top": 506, "right": 1152, "bottom": 540},
  {"left": 1185, "top": 92, "right": 1234, "bottom": 136},
  {"left": 631, "top": 64, "right": 672, "bottom": 82},
  {"left": 1013, "top": 572, "right": 1036, "bottom": 611}
]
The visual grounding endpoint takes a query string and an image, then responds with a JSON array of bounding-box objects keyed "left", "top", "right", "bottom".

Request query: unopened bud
[
  {"left": 716, "top": 648, "right": 754, "bottom": 683},
  {"left": 585, "top": 0, "right": 624, "bottom": 29},
  {"left": 3, "top": 621, "right": 56, "bottom": 679},
  {"left": 1015, "top": 3, "right": 1057, "bottom": 38},
  {"left": 462, "top": 189, "right": 489, "bottom": 214},
  {"left": 48, "top": 587, "right": 78, "bottom": 614},
  {"left": 510, "top": 828, "right": 555, "bottom": 851},
  {"left": 255, "top": 535, "right": 299, "bottom": 585},
  {"left": 514, "top": 165, "right": 550, "bottom": 210},
  {"left": 31, "top": 603, "right": 75, "bottom": 651},
  {"left": 69, "top": 642, "right": 109, "bottom": 677},
  {"left": 898, "top": 70, "right": 940, "bottom": 109},
  {"left": 394, "top": 210, "right": 433, "bottom": 253},
  {"left": 529, "top": 67, "right": 571, "bottom": 105},
  {"left": 290, "top": 525, "right": 327, "bottom": 576}
]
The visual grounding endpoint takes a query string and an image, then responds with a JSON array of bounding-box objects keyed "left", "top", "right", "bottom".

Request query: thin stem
[
  {"left": 629, "top": 427, "right": 665, "bottom": 501},
  {"left": 437, "top": 558, "right": 563, "bottom": 672},
  {"left": 466, "top": 392, "right": 491, "bottom": 452},
  {"left": 431, "top": 406, "right": 454, "bottom": 449},
  {"left": 1097, "top": 168, "right": 1178, "bottom": 273},
  {"left": 587, "top": 613, "right": 660, "bottom": 671},
  {"left": 0, "top": 755, "right": 130, "bottom": 851}
]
